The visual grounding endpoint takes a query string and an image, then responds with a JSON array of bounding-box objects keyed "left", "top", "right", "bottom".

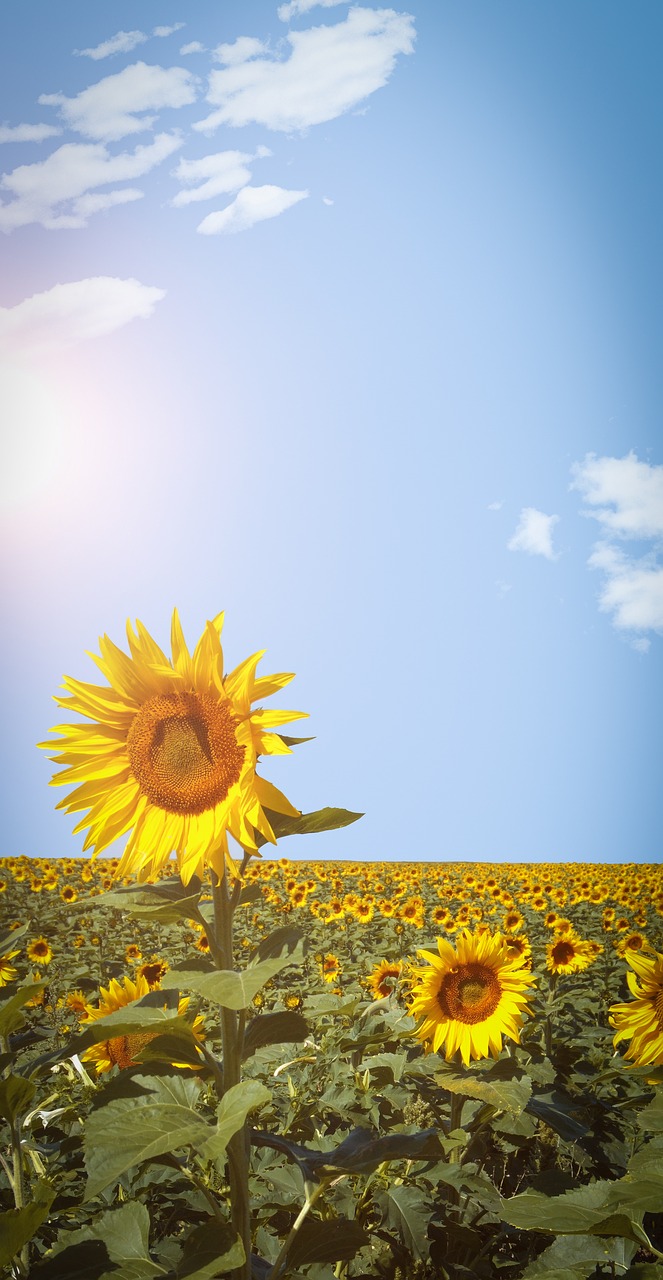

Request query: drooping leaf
[
  {"left": 255, "top": 926, "right": 305, "bottom": 962},
  {"left": 199, "top": 1081, "right": 271, "bottom": 1161},
  {"left": 250, "top": 1126, "right": 443, "bottom": 1181},
  {"left": 97, "top": 876, "right": 203, "bottom": 925},
  {"left": 84, "top": 1074, "right": 209, "bottom": 1200},
  {"left": 242, "top": 1011, "right": 310, "bottom": 1060},
  {"left": 435, "top": 1069, "right": 532, "bottom": 1113},
  {"left": 172, "top": 1221, "right": 245, "bottom": 1279},
  {"left": 0, "top": 1072, "right": 36, "bottom": 1124},
  {"left": 28, "top": 1239, "right": 116, "bottom": 1279},
  {"left": 0, "top": 1178, "right": 55, "bottom": 1269},
  {"left": 0, "top": 980, "right": 47, "bottom": 1038},
  {"left": 287, "top": 1217, "right": 368, "bottom": 1268},
  {"left": 525, "top": 1090, "right": 589, "bottom": 1142}
]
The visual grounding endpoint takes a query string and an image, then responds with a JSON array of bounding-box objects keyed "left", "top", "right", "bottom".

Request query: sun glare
[{"left": 0, "top": 363, "right": 67, "bottom": 510}]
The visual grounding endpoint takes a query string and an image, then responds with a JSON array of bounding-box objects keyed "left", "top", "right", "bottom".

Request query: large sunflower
[
  {"left": 41, "top": 611, "right": 307, "bottom": 883},
  {"left": 80, "top": 973, "right": 205, "bottom": 1074},
  {"left": 408, "top": 929, "right": 536, "bottom": 1065},
  {"left": 610, "top": 948, "right": 663, "bottom": 1068}
]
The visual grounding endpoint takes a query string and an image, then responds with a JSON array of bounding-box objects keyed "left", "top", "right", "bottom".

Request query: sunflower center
[
  {"left": 127, "top": 691, "right": 245, "bottom": 815},
  {"left": 437, "top": 962, "right": 501, "bottom": 1024},
  {"left": 552, "top": 940, "right": 574, "bottom": 965},
  {"left": 107, "top": 1032, "right": 159, "bottom": 1070}
]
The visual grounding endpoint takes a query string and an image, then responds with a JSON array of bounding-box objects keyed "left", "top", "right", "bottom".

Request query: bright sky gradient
[{"left": 1, "top": 0, "right": 661, "bottom": 864}]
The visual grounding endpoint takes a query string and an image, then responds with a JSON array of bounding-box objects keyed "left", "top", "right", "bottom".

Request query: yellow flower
[
  {"left": 60, "top": 885, "right": 78, "bottom": 903},
  {"left": 545, "top": 932, "right": 595, "bottom": 975},
  {"left": 408, "top": 929, "right": 536, "bottom": 1065},
  {"left": 125, "top": 943, "right": 142, "bottom": 963},
  {"left": 80, "top": 973, "right": 205, "bottom": 1073},
  {"left": 41, "top": 610, "right": 307, "bottom": 884},
  {"left": 27, "top": 936, "right": 53, "bottom": 965},
  {"left": 367, "top": 959, "right": 403, "bottom": 999},
  {"left": 611, "top": 949, "right": 663, "bottom": 1068},
  {"left": 320, "top": 953, "right": 341, "bottom": 983},
  {"left": 0, "top": 951, "right": 19, "bottom": 986},
  {"left": 138, "top": 957, "right": 169, "bottom": 989}
]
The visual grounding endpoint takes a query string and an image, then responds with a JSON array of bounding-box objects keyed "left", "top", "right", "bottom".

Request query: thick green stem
[
  {"left": 212, "top": 868, "right": 252, "bottom": 1280},
  {"left": 267, "top": 1179, "right": 329, "bottom": 1280},
  {"left": 1, "top": 1033, "right": 29, "bottom": 1276}
]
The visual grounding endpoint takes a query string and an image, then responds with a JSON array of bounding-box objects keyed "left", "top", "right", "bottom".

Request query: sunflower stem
[
  {"left": 1, "top": 1033, "right": 29, "bottom": 1276},
  {"left": 212, "top": 868, "right": 252, "bottom": 1280},
  {"left": 267, "top": 1177, "right": 330, "bottom": 1280}
]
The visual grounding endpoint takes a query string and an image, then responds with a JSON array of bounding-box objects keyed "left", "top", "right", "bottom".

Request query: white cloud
[
  {"left": 487, "top": 500, "right": 503, "bottom": 510},
  {"left": 570, "top": 451, "right": 663, "bottom": 540},
  {"left": 213, "top": 37, "right": 270, "bottom": 66},
  {"left": 195, "top": 7, "right": 415, "bottom": 134},
  {"left": 75, "top": 31, "right": 149, "bottom": 60},
  {"left": 39, "top": 62, "right": 198, "bottom": 142},
  {"left": 571, "top": 452, "right": 663, "bottom": 645},
  {"left": 0, "top": 122, "right": 62, "bottom": 143},
  {"left": 278, "top": 0, "right": 344, "bottom": 20},
  {"left": 197, "top": 184, "right": 308, "bottom": 234},
  {"left": 508, "top": 508, "right": 559, "bottom": 560},
  {"left": 322, "top": 195, "right": 334, "bottom": 204},
  {"left": 0, "top": 277, "right": 166, "bottom": 354},
  {"left": 171, "top": 145, "right": 270, "bottom": 206},
  {"left": 0, "top": 132, "right": 182, "bottom": 232},
  {"left": 180, "top": 41, "right": 206, "bottom": 55},
  {"left": 153, "top": 24, "right": 185, "bottom": 38}
]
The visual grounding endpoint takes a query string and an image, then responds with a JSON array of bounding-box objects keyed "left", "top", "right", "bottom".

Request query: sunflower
[
  {"left": 0, "top": 951, "right": 19, "bottom": 987},
  {"left": 80, "top": 973, "right": 205, "bottom": 1073},
  {"left": 60, "top": 885, "right": 78, "bottom": 903},
  {"left": 610, "top": 949, "right": 663, "bottom": 1068},
  {"left": 41, "top": 610, "right": 307, "bottom": 884},
  {"left": 407, "top": 929, "right": 536, "bottom": 1065},
  {"left": 367, "top": 959, "right": 403, "bottom": 999},
  {"left": 27, "top": 937, "right": 53, "bottom": 965},
  {"left": 125, "top": 943, "right": 142, "bottom": 963},
  {"left": 284, "top": 992, "right": 304, "bottom": 1010},
  {"left": 545, "top": 932, "right": 595, "bottom": 975},
  {"left": 616, "top": 932, "right": 653, "bottom": 959},
  {"left": 320, "top": 953, "right": 341, "bottom": 983},
  {"left": 138, "top": 957, "right": 169, "bottom": 988}
]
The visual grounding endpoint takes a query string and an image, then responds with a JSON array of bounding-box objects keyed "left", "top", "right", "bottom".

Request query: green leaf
[
  {"left": 255, "top": 806, "right": 363, "bottom": 847},
  {"left": 377, "top": 1184, "right": 431, "bottom": 1260},
  {"left": 521, "top": 1230, "right": 638, "bottom": 1277},
  {"left": 255, "top": 926, "right": 305, "bottom": 962},
  {"left": 242, "top": 1011, "right": 310, "bottom": 1060},
  {"left": 63, "top": 996, "right": 198, "bottom": 1062},
  {"left": 171, "top": 1221, "right": 245, "bottom": 1279},
  {"left": 525, "top": 1090, "right": 589, "bottom": 1142},
  {"left": 435, "top": 1070, "right": 532, "bottom": 1113},
  {"left": 287, "top": 1218, "right": 368, "bottom": 1268},
  {"left": 0, "top": 1178, "right": 55, "bottom": 1269},
  {"left": 83, "top": 1074, "right": 210, "bottom": 1200},
  {"left": 199, "top": 1080, "right": 271, "bottom": 1161},
  {"left": 0, "top": 1072, "right": 36, "bottom": 1125},
  {"left": 637, "top": 1089, "right": 663, "bottom": 1133},
  {"left": 162, "top": 946, "right": 304, "bottom": 1012},
  {"left": 0, "top": 921, "right": 28, "bottom": 954},
  {"left": 0, "top": 980, "right": 47, "bottom": 1038},
  {"left": 50, "top": 1202, "right": 166, "bottom": 1280},
  {"left": 28, "top": 1239, "right": 116, "bottom": 1279},
  {"left": 97, "top": 876, "right": 203, "bottom": 925},
  {"left": 500, "top": 1181, "right": 654, "bottom": 1247}
]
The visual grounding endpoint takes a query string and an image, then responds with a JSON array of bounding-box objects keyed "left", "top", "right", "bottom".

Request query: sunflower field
[
  {"left": 2, "top": 855, "right": 663, "bottom": 1280},
  {"left": 2, "top": 613, "right": 663, "bottom": 1280}
]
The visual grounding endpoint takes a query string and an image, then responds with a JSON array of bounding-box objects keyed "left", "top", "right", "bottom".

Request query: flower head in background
[
  {"left": 41, "top": 610, "right": 306, "bottom": 883},
  {"left": 610, "top": 948, "right": 663, "bottom": 1068}
]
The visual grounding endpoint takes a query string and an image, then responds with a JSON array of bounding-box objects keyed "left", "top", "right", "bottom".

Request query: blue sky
[{"left": 0, "top": 0, "right": 661, "bottom": 864}]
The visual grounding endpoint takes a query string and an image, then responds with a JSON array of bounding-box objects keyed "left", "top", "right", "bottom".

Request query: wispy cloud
[
  {"left": 0, "top": 277, "right": 166, "bottom": 354},
  {"left": 39, "top": 62, "right": 197, "bottom": 141},
  {"left": 571, "top": 452, "right": 663, "bottom": 646},
  {"left": 212, "top": 37, "right": 270, "bottom": 66},
  {"left": 197, "top": 184, "right": 308, "bottom": 234},
  {"left": 171, "top": 145, "right": 270, "bottom": 206},
  {"left": 0, "top": 133, "right": 182, "bottom": 231},
  {"left": 75, "top": 25, "right": 186, "bottom": 60},
  {"left": 195, "top": 7, "right": 415, "bottom": 133},
  {"left": 0, "top": 122, "right": 62, "bottom": 144},
  {"left": 508, "top": 508, "right": 559, "bottom": 560},
  {"left": 180, "top": 42, "right": 206, "bottom": 56},
  {"left": 278, "top": 0, "right": 344, "bottom": 20},
  {"left": 487, "top": 500, "right": 503, "bottom": 510}
]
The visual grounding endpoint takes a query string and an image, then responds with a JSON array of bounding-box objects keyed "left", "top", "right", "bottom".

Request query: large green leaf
[
  {"left": 97, "top": 875, "right": 203, "bottom": 925},
  {"left": 500, "top": 1180, "right": 655, "bottom": 1248},
  {"left": 376, "top": 1184, "right": 431, "bottom": 1260},
  {"left": 162, "top": 946, "right": 304, "bottom": 1011},
  {"left": 242, "top": 1010, "right": 310, "bottom": 1060},
  {"left": 434, "top": 1069, "right": 532, "bottom": 1113},
  {"left": 637, "top": 1089, "right": 663, "bottom": 1134},
  {"left": 171, "top": 1222, "right": 245, "bottom": 1279},
  {"left": 287, "top": 1218, "right": 368, "bottom": 1268},
  {"left": 84, "top": 1074, "right": 210, "bottom": 1200},
  {"left": 199, "top": 1080, "right": 271, "bottom": 1161},
  {"left": 0, "top": 980, "right": 47, "bottom": 1038},
  {"left": 0, "top": 1072, "right": 36, "bottom": 1124},
  {"left": 255, "top": 806, "right": 363, "bottom": 847},
  {"left": 0, "top": 1178, "right": 55, "bottom": 1269},
  {"left": 521, "top": 1230, "right": 638, "bottom": 1277},
  {"left": 28, "top": 1240, "right": 116, "bottom": 1279},
  {"left": 255, "top": 926, "right": 305, "bottom": 962},
  {"left": 50, "top": 1202, "right": 165, "bottom": 1280}
]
